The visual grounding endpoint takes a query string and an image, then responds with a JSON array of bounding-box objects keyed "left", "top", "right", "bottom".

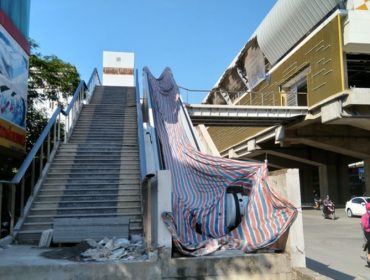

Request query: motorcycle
[
  {"left": 313, "top": 198, "right": 322, "bottom": 210},
  {"left": 322, "top": 199, "right": 335, "bottom": 220}
]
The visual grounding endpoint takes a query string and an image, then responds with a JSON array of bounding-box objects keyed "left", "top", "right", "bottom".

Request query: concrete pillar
[
  {"left": 338, "top": 160, "right": 350, "bottom": 202},
  {"left": 365, "top": 159, "right": 370, "bottom": 196},
  {"left": 156, "top": 170, "right": 172, "bottom": 249},
  {"left": 268, "top": 169, "right": 306, "bottom": 268},
  {"left": 318, "top": 165, "right": 329, "bottom": 201},
  {"left": 195, "top": 125, "right": 220, "bottom": 156}
]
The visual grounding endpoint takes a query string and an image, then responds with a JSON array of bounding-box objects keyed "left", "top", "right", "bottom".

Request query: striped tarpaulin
[{"left": 144, "top": 67, "right": 297, "bottom": 256}]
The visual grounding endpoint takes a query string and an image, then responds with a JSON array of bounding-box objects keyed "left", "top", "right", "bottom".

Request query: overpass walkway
[{"left": 186, "top": 104, "right": 308, "bottom": 126}]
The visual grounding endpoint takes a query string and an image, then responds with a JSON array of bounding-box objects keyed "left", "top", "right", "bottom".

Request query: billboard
[{"left": 0, "top": 25, "right": 28, "bottom": 153}]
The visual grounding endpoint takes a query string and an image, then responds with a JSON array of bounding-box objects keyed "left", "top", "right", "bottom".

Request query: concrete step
[
  {"left": 70, "top": 130, "right": 136, "bottom": 134},
  {"left": 46, "top": 175, "right": 139, "bottom": 181},
  {"left": 70, "top": 127, "right": 136, "bottom": 131},
  {"left": 40, "top": 182, "right": 140, "bottom": 188},
  {"left": 71, "top": 126, "right": 136, "bottom": 131},
  {"left": 68, "top": 138, "right": 138, "bottom": 142},
  {"left": 49, "top": 164, "right": 139, "bottom": 169},
  {"left": 17, "top": 216, "right": 143, "bottom": 243},
  {"left": 43, "top": 178, "right": 140, "bottom": 184},
  {"left": 24, "top": 213, "right": 142, "bottom": 224},
  {"left": 47, "top": 170, "right": 139, "bottom": 176},
  {"left": 59, "top": 143, "right": 138, "bottom": 149},
  {"left": 55, "top": 149, "right": 139, "bottom": 154},
  {"left": 53, "top": 154, "right": 139, "bottom": 160},
  {"left": 48, "top": 167, "right": 139, "bottom": 174},
  {"left": 58, "top": 145, "right": 138, "bottom": 150},
  {"left": 29, "top": 205, "right": 142, "bottom": 215},
  {"left": 21, "top": 218, "right": 142, "bottom": 232},
  {"left": 69, "top": 134, "right": 135, "bottom": 139},
  {"left": 35, "top": 194, "right": 141, "bottom": 202},
  {"left": 38, "top": 189, "right": 140, "bottom": 196},
  {"left": 32, "top": 200, "right": 141, "bottom": 209},
  {"left": 52, "top": 158, "right": 138, "bottom": 164},
  {"left": 54, "top": 151, "right": 139, "bottom": 157}
]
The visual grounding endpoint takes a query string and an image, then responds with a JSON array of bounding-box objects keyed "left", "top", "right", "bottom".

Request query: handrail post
[
  {"left": 64, "top": 115, "right": 68, "bottom": 144},
  {"left": 31, "top": 159, "right": 35, "bottom": 191},
  {"left": 53, "top": 121, "right": 57, "bottom": 145},
  {"left": 39, "top": 143, "right": 44, "bottom": 177},
  {"left": 47, "top": 131, "right": 51, "bottom": 160},
  {"left": 9, "top": 184, "right": 16, "bottom": 234},
  {"left": 20, "top": 178, "right": 25, "bottom": 216},
  {"left": 0, "top": 183, "right": 3, "bottom": 237},
  {"left": 58, "top": 114, "right": 61, "bottom": 141}
]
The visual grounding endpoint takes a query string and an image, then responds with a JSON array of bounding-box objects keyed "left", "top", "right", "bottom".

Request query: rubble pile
[{"left": 80, "top": 235, "right": 147, "bottom": 262}]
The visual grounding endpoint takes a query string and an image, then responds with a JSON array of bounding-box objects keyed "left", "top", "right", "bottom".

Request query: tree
[{"left": 26, "top": 41, "right": 80, "bottom": 151}]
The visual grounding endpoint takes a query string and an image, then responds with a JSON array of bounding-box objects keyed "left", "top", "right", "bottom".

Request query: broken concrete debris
[{"left": 80, "top": 235, "right": 147, "bottom": 262}]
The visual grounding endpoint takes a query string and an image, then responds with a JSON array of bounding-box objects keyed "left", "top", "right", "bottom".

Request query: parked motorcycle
[{"left": 322, "top": 195, "right": 335, "bottom": 220}]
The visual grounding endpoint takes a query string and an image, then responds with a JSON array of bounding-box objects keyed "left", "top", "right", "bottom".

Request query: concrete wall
[
  {"left": 142, "top": 170, "right": 172, "bottom": 250},
  {"left": 0, "top": 246, "right": 294, "bottom": 280},
  {"left": 102, "top": 51, "right": 135, "bottom": 87},
  {"left": 268, "top": 169, "right": 306, "bottom": 268}
]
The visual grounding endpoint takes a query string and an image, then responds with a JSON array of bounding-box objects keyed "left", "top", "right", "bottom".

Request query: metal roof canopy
[
  {"left": 256, "top": 0, "right": 342, "bottom": 65},
  {"left": 186, "top": 104, "right": 308, "bottom": 126}
]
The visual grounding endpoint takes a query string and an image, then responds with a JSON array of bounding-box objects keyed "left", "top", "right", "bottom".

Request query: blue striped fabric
[{"left": 145, "top": 67, "right": 297, "bottom": 256}]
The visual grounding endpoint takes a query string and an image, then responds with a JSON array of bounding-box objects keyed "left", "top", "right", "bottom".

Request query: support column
[
  {"left": 318, "top": 165, "right": 329, "bottom": 200},
  {"left": 365, "top": 159, "right": 370, "bottom": 196},
  {"left": 268, "top": 169, "right": 306, "bottom": 268}
]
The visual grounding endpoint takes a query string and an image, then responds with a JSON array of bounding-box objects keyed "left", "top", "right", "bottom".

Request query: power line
[{"left": 178, "top": 85, "right": 211, "bottom": 93}]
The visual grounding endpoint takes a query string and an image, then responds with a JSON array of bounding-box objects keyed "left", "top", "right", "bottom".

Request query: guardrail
[{"left": 0, "top": 68, "right": 101, "bottom": 240}]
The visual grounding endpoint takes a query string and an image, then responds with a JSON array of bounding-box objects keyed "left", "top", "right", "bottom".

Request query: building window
[
  {"left": 281, "top": 67, "right": 310, "bottom": 107},
  {"left": 347, "top": 54, "right": 370, "bottom": 88}
]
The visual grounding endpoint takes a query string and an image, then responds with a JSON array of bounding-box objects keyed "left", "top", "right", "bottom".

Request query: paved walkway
[{"left": 303, "top": 208, "right": 370, "bottom": 280}]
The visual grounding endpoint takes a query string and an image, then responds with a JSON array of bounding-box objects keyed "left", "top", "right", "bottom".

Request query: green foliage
[
  {"left": 28, "top": 44, "right": 80, "bottom": 107},
  {"left": 26, "top": 42, "right": 80, "bottom": 150}
]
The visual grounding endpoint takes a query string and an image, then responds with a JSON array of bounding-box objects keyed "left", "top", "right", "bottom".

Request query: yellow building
[{"left": 203, "top": 0, "right": 370, "bottom": 204}]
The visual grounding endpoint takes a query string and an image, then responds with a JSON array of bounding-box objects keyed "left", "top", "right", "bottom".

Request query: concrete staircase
[{"left": 17, "top": 86, "right": 143, "bottom": 244}]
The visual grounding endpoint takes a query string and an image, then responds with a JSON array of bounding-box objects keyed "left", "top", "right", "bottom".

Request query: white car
[{"left": 345, "top": 197, "right": 370, "bottom": 217}]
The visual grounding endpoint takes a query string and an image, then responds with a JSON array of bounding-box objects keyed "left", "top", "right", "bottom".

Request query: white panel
[
  {"left": 344, "top": 10, "right": 370, "bottom": 54},
  {"left": 256, "top": 0, "right": 342, "bottom": 65},
  {"left": 102, "top": 51, "right": 135, "bottom": 87}
]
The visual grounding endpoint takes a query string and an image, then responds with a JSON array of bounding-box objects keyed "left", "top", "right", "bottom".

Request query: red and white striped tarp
[{"left": 144, "top": 67, "right": 297, "bottom": 256}]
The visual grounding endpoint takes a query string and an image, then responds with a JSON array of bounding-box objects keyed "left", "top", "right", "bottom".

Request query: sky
[{"left": 30, "top": 0, "right": 277, "bottom": 104}]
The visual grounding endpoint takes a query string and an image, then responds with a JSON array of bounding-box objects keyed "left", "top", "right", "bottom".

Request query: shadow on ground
[{"left": 306, "top": 258, "right": 354, "bottom": 280}]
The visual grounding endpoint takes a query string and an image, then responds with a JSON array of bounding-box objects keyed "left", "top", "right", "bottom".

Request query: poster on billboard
[{"left": 0, "top": 25, "right": 28, "bottom": 153}]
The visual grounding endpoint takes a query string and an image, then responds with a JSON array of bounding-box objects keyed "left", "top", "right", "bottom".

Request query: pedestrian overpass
[{"left": 186, "top": 103, "right": 308, "bottom": 126}]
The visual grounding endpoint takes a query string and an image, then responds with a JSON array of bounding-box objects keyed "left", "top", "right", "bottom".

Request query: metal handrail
[
  {"left": 142, "top": 69, "right": 162, "bottom": 171},
  {"left": 87, "top": 68, "right": 101, "bottom": 90},
  {"left": 11, "top": 108, "right": 61, "bottom": 184},
  {"left": 0, "top": 68, "right": 101, "bottom": 240},
  {"left": 85, "top": 68, "right": 101, "bottom": 105},
  {"left": 64, "top": 80, "right": 86, "bottom": 115},
  {"left": 135, "top": 69, "right": 147, "bottom": 183}
]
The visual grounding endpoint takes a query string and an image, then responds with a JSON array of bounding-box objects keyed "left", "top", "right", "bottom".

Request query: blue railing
[{"left": 0, "top": 68, "right": 101, "bottom": 240}]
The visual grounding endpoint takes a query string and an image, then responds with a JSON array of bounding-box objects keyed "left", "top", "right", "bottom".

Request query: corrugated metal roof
[{"left": 256, "top": 0, "right": 342, "bottom": 65}]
